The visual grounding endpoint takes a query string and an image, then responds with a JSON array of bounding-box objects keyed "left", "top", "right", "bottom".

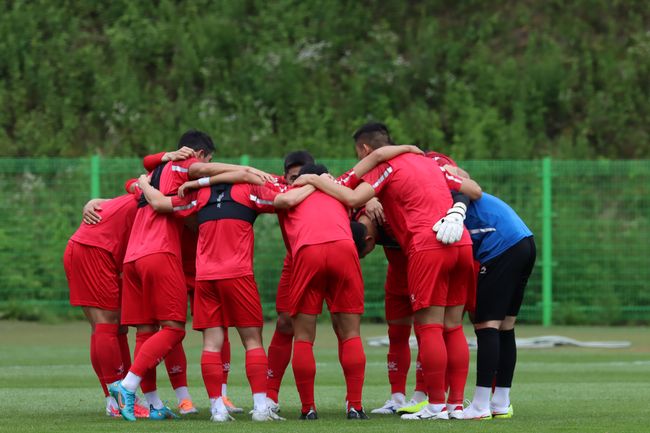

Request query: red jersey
[
  {"left": 361, "top": 153, "right": 471, "bottom": 254},
  {"left": 177, "top": 183, "right": 279, "bottom": 280},
  {"left": 181, "top": 226, "right": 198, "bottom": 278},
  {"left": 70, "top": 190, "right": 142, "bottom": 272},
  {"left": 281, "top": 170, "right": 360, "bottom": 254},
  {"left": 425, "top": 151, "right": 465, "bottom": 191},
  {"left": 124, "top": 157, "right": 200, "bottom": 263}
]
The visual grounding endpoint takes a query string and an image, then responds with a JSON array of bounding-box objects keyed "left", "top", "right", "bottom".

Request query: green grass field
[{"left": 1, "top": 321, "right": 648, "bottom": 433}]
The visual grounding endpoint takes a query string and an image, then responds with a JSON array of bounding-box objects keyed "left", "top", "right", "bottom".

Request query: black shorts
[{"left": 473, "top": 236, "right": 536, "bottom": 323}]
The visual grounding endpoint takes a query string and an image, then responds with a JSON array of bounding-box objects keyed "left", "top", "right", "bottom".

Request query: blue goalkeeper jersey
[{"left": 465, "top": 193, "right": 533, "bottom": 263}]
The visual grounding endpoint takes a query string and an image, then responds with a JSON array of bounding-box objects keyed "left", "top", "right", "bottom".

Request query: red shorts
[
  {"left": 289, "top": 240, "right": 364, "bottom": 316},
  {"left": 275, "top": 252, "right": 292, "bottom": 313},
  {"left": 121, "top": 253, "right": 188, "bottom": 325},
  {"left": 64, "top": 240, "right": 120, "bottom": 310},
  {"left": 407, "top": 245, "right": 475, "bottom": 310},
  {"left": 464, "top": 260, "right": 480, "bottom": 314},
  {"left": 192, "top": 275, "right": 263, "bottom": 329},
  {"left": 383, "top": 247, "right": 412, "bottom": 321},
  {"left": 185, "top": 272, "right": 196, "bottom": 316}
]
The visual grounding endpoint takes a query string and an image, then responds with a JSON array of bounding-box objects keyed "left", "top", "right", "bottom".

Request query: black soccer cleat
[
  {"left": 347, "top": 407, "right": 370, "bottom": 420},
  {"left": 299, "top": 408, "right": 318, "bottom": 420}
]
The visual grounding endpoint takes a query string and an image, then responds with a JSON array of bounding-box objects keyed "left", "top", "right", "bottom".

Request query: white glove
[{"left": 433, "top": 202, "right": 467, "bottom": 244}]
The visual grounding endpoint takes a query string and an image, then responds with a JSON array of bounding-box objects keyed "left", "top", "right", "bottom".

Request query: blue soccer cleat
[
  {"left": 108, "top": 381, "right": 136, "bottom": 422},
  {"left": 149, "top": 404, "right": 180, "bottom": 420}
]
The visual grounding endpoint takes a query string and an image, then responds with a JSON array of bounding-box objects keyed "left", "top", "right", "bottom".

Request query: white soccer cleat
[
  {"left": 401, "top": 406, "right": 449, "bottom": 420},
  {"left": 266, "top": 397, "right": 281, "bottom": 413},
  {"left": 447, "top": 404, "right": 464, "bottom": 420},
  {"left": 222, "top": 396, "right": 244, "bottom": 414},
  {"left": 371, "top": 399, "right": 403, "bottom": 414},
  {"left": 251, "top": 407, "right": 286, "bottom": 421},
  {"left": 211, "top": 410, "right": 235, "bottom": 422},
  {"left": 462, "top": 402, "right": 492, "bottom": 420}
]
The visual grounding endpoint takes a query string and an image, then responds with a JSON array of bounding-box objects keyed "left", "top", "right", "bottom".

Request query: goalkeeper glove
[{"left": 433, "top": 202, "right": 467, "bottom": 244}]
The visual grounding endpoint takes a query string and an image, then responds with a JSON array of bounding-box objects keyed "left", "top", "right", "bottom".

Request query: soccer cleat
[
  {"left": 134, "top": 403, "right": 150, "bottom": 418},
  {"left": 447, "top": 404, "right": 464, "bottom": 420},
  {"left": 108, "top": 381, "right": 136, "bottom": 422},
  {"left": 396, "top": 399, "right": 428, "bottom": 414},
  {"left": 211, "top": 411, "right": 235, "bottom": 422},
  {"left": 252, "top": 407, "right": 286, "bottom": 421},
  {"left": 222, "top": 396, "right": 243, "bottom": 414},
  {"left": 491, "top": 404, "right": 514, "bottom": 419},
  {"left": 178, "top": 398, "right": 198, "bottom": 415},
  {"left": 371, "top": 399, "right": 403, "bottom": 414},
  {"left": 148, "top": 404, "right": 179, "bottom": 420},
  {"left": 462, "top": 403, "right": 492, "bottom": 420},
  {"left": 265, "top": 397, "right": 281, "bottom": 413},
  {"left": 299, "top": 408, "right": 318, "bottom": 420},
  {"left": 401, "top": 406, "right": 449, "bottom": 420},
  {"left": 347, "top": 407, "right": 370, "bottom": 420},
  {"left": 106, "top": 406, "right": 120, "bottom": 417}
]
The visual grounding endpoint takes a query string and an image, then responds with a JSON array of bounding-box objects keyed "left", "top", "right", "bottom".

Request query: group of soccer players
[{"left": 64, "top": 122, "right": 536, "bottom": 422}]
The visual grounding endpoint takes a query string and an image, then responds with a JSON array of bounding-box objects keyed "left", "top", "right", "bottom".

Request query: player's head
[
  {"left": 352, "top": 122, "right": 394, "bottom": 160},
  {"left": 351, "top": 213, "right": 378, "bottom": 258},
  {"left": 298, "top": 162, "right": 329, "bottom": 176},
  {"left": 283, "top": 150, "right": 315, "bottom": 185},
  {"left": 177, "top": 129, "right": 215, "bottom": 162}
]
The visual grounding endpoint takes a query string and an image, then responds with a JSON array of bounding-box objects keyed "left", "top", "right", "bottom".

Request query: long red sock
[
  {"left": 444, "top": 326, "right": 469, "bottom": 405},
  {"left": 117, "top": 331, "right": 132, "bottom": 377},
  {"left": 90, "top": 333, "right": 108, "bottom": 397},
  {"left": 292, "top": 340, "right": 316, "bottom": 412},
  {"left": 200, "top": 351, "right": 223, "bottom": 399},
  {"left": 131, "top": 327, "right": 185, "bottom": 382},
  {"left": 135, "top": 331, "right": 157, "bottom": 393},
  {"left": 94, "top": 323, "right": 123, "bottom": 384},
  {"left": 246, "top": 347, "right": 268, "bottom": 395},
  {"left": 414, "top": 331, "right": 426, "bottom": 393},
  {"left": 222, "top": 331, "right": 231, "bottom": 385},
  {"left": 340, "top": 336, "right": 366, "bottom": 411},
  {"left": 387, "top": 324, "right": 411, "bottom": 395},
  {"left": 266, "top": 330, "right": 293, "bottom": 403},
  {"left": 414, "top": 323, "right": 446, "bottom": 404},
  {"left": 165, "top": 342, "right": 188, "bottom": 389}
]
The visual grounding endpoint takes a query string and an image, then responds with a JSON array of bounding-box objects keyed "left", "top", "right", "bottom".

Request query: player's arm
[
  {"left": 433, "top": 191, "right": 471, "bottom": 244},
  {"left": 352, "top": 145, "right": 423, "bottom": 178},
  {"left": 137, "top": 175, "right": 174, "bottom": 213},
  {"left": 441, "top": 165, "right": 482, "bottom": 200},
  {"left": 295, "top": 174, "right": 376, "bottom": 208},
  {"left": 82, "top": 198, "right": 109, "bottom": 224},
  {"left": 142, "top": 146, "right": 196, "bottom": 171},
  {"left": 188, "top": 162, "right": 275, "bottom": 183},
  {"left": 273, "top": 185, "right": 316, "bottom": 209},
  {"left": 178, "top": 169, "right": 266, "bottom": 198}
]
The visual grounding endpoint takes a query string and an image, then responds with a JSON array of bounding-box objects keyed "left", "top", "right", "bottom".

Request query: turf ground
[{"left": 0, "top": 321, "right": 648, "bottom": 433}]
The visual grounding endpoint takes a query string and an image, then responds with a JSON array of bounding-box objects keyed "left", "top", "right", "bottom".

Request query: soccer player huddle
[{"left": 64, "top": 123, "right": 536, "bottom": 423}]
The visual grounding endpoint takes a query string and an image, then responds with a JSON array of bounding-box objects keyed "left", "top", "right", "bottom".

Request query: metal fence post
[
  {"left": 90, "top": 154, "right": 101, "bottom": 198},
  {"left": 542, "top": 157, "right": 553, "bottom": 326},
  {"left": 240, "top": 154, "right": 250, "bottom": 166}
]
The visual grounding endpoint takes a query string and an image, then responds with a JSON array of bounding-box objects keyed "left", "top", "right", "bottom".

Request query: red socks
[
  {"left": 93, "top": 323, "right": 123, "bottom": 384},
  {"left": 135, "top": 331, "right": 157, "bottom": 393},
  {"left": 246, "top": 347, "right": 268, "bottom": 395},
  {"left": 444, "top": 326, "right": 469, "bottom": 405},
  {"left": 222, "top": 331, "right": 231, "bottom": 384},
  {"left": 131, "top": 327, "right": 186, "bottom": 380},
  {"left": 266, "top": 330, "right": 293, "bottom": 403},
  {"left": 292, "top": 340, "right": 316, "bottom": 412},
  {"left": 200, "top": 350, "right": 223, "bottom": 399},
  {"left": 387, "top": 324, "right": 411, "bottom": 395},
  {"left": 165, "top": 342, "right": 188, "bottom": 389},
  {"left": 89, "top": 333, "right": 108, "bottom": 396},
  {"left": 340, "top": 336, "right": 366, "bottom": 411},
  {"left": 414, "top": 323, "right": 446, "bottom": 404},
  {"left": 117, "top": 331, "right": 131, "bottom": 377}
]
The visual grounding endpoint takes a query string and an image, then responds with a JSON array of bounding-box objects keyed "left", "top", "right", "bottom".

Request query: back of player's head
[
  {"left": 177, "top": 129, "right": 216, "bottom": 155},
  {"left": 350, "top": 221, "right": 369, "bottom": 257},
  {"left": 298, "top": 163, "right": 329, "bottom": 176},
  {"left": 352, "top": 122, "right": 394, "bottom": 149},
  {"left": 284, "top": 150, "right": 315, "bottom": 174}
]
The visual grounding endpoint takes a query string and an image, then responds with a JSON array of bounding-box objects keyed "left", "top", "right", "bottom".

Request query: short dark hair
[
  {"left": 350, "top": 221, "right": 368, "bottom": 257},
  {"left": 177, "top": 129, "right": 215, "bottom": 155},
  {"left": 352, "top": 122, "right": 393, "bottom": 149},
  {"left": 284, "top": 150, "right": 315, "bottom": 173},
  {"left": 298, "top": 163, "right": 329, "bottom": 176}
]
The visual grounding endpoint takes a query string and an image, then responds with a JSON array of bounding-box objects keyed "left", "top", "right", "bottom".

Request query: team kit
[{"left": 64, "top": 122, "right": 536, "bottom": 422}]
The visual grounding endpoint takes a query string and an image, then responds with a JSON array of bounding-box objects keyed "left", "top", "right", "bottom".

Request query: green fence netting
[{"left": 0, "top": 157, "right": 648, "bottom": 324}]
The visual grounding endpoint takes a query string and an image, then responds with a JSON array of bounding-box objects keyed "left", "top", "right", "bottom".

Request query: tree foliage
[{"left": 0, "top": 0, "right": 649, "bottom": 158}]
